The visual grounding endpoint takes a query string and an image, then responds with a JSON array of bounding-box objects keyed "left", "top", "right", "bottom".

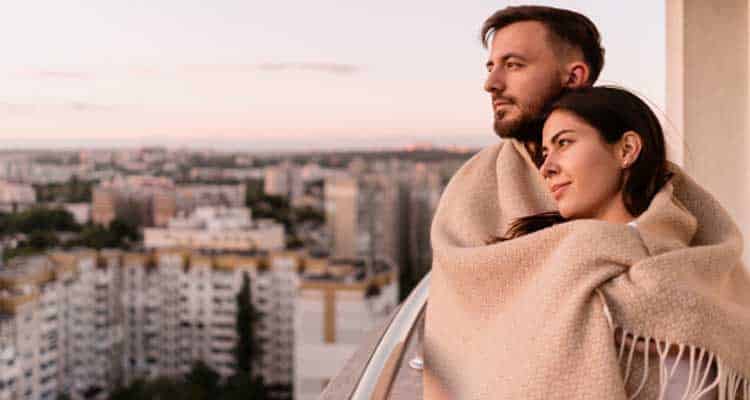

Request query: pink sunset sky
[{"left": 0, "top": 1, "right": 665, "bottom": 151}]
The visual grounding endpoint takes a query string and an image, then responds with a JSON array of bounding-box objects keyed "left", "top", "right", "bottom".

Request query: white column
[{"left": 666, "top": 0, "right": 750, "bottom": 266}]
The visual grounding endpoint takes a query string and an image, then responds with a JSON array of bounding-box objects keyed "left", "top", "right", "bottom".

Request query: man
[
  {"left": 481, "top": 6, "right": 604, "bottom": 163},
  {"left": 423, "top": 8, "right": 606, "bottom": 399}
]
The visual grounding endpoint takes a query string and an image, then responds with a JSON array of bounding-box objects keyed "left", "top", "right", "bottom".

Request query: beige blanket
[{"left": 423, "top": 139, "right": 750, "bottom": 399}]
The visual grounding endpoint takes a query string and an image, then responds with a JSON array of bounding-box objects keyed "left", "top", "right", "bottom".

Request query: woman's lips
[{"left": 551, "top": 182, "right": 571, "bottom": 200}]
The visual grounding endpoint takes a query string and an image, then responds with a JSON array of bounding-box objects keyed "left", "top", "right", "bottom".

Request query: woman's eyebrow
[{"left": 542, "top": 129, "right": 574, "bottom": 151}]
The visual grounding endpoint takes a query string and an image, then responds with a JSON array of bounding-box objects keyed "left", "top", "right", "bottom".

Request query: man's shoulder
[
  {"left": 439, "top": 140, "right": 506, "bottom": 192},
  {"left": 453, "top": 140, "right": 505, "bottom": 176}
]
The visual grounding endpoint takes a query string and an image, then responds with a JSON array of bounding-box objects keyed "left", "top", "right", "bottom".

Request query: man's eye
[{"left": 506, "top": 62, "right": 522, "bottom": 70}]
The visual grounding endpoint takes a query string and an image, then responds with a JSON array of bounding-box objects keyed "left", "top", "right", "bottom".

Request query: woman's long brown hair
[{"left": 487, "top": 86, "right": 673, "bottom": 244}]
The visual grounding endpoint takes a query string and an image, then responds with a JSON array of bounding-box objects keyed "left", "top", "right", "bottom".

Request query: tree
[
  {"left": 244, "top": 179, "right": 265, "bottom": 208},
  {"left": 184, "top": 361, "right": 221, "bottom": 399},
  {"left": 74, "top": 224, "right": 118, "bottom": 249},
  {"left": 110, "top": 218, "right": 141, "bottom": 244},
  {"left": 233, "top": 272, "right": 265, "bottom": 399},
  {"left": 1, "top": 207, "right": 80, "bottom": 235},
  {"left": 26, "top": 230, "right": 59, "bottom": 249}
]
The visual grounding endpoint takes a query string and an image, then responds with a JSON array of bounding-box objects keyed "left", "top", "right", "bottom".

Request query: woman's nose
[{"left": 540, "top": 156, "right": 559, "bottom": 179}]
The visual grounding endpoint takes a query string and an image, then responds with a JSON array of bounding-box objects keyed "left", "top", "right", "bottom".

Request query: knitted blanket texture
[{"left": 423, "top": 139, "right": 750, "bottom": 400}]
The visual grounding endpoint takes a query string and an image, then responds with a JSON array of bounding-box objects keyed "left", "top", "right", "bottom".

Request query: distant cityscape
[{"left": 0, "top": 144, "right": 475, "bottom": 400}]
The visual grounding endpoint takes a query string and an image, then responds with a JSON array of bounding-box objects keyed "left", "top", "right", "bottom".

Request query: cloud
[
  {"left": 18, "top": 70, "right": 92, "bottom": 80},
  {"left": 0, "top": 101, "right": 120, "bottom": 115},
  {"left": 13, "top": 63, "right": 361, "bottom": 80},
  {"left": 256, "top": 62, "right": 360, "bottom": 75}
]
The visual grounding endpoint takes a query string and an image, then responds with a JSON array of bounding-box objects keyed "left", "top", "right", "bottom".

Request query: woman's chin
[{"left": 556, "top": 203, "right": 571, "bottom": 219}]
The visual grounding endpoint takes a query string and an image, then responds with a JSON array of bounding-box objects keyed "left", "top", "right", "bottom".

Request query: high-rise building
[
  {"left": 1, "top": 247, "right": 352, "bottom": 400},
  {"left": 143, "top": 206, "right": 285, "bottom": 252},
  {"left": 324, "top": 174, "right": 402, "bottom": 272},
  {"left": 324, "top": 176, "right": 358, "bottom": 260},
  {"left": 91, "top": 176, "right": 176, "bottom": 227},
  {"left": 264, "top": 162, "right": 303, "bottom": 201},
  {"left": 407, "top": 163, "right": 443, "bottom": 284},
  {"left": 0, "top": 250, "right": 122, "bottom": 400},
  {"left": 119, "top": 249, "right": 303, "bottom": 399},
  {"left": 0, "top": 180, "right": 36, "bottom": 213},
  {"left": 0, "top": 244, "right": 397, "bottom": 400},
  {"left": 175, "top": 184, "right": 247, "bottom": 213},
  {"left": 294, "top": 258, "right": 398, "bottom": 400}
]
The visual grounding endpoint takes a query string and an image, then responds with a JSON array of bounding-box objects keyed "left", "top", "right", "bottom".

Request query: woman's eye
[{"left": 558, "top": 139, "right": 571, "bottom": 146}]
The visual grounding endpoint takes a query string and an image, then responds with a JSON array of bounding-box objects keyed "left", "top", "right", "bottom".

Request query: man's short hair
[{"left": 481, "top": 5, "right": 605, "bottom": 84}]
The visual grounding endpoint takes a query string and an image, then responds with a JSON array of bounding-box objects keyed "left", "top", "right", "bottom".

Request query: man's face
[{"left": 484, "top": 21, "right": 567, "bottom": 140}]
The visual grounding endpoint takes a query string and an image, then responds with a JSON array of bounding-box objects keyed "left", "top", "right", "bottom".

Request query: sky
[{"left": 0, "top": 1, "right": 665, "bottom": 152}]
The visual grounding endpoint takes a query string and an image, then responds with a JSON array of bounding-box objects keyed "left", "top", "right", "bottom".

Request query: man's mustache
[{"left": 492, "top": 96, "right": 516, "bottom": 105}]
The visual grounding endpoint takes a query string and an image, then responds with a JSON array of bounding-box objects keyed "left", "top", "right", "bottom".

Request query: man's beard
[
  {"left": 492, "top": 85, "right": 567, "bottom": 142},
  {"left": 493, "top": 107, "right": 545, "bottom": 142}
]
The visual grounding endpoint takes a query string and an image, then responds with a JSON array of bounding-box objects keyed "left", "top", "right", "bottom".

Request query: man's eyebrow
[
  {"left": 500, "top": 53, "right": 527, "bottom": 63},
  {"left": 486, "top": 53, "right": 528, "bottom": 68}
]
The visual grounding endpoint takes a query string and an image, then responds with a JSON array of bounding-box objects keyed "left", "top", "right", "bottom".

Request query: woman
[
  {"left": 424, "top": 86, "right": 750, "bottom": 399},
  {"left": 493, "top": 86, "right": 714, "bottom": 399}
]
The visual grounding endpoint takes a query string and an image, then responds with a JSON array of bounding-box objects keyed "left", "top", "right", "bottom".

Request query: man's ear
[
  {"left": 617, "top": 131, "right": 643, "bottom": 168},
  {"left": 563, "top": 61, "right": 590, "bottom": 89}
]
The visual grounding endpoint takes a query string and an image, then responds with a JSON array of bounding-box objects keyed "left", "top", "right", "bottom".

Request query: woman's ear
[
  {"left": 563, "top": 61, "right": 590, "bottom": 89},
  {"left": 618, "top": 131, "right": 643, "bottom": 168}
]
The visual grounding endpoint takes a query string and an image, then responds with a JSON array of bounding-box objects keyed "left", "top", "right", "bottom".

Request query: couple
[
  {"left": 424, "top": 5, "right": 750, "bottom": 400},
  {"left": 321, "top": 5, "right": 750, "bottom": 400}
]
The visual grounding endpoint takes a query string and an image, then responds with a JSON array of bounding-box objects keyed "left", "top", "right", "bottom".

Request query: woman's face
[{"left": 540, "top": 109, "right": 627, "bottom": 221}]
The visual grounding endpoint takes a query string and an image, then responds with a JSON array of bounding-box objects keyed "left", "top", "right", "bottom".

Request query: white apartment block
[
  {"left": 324, "top": 174, "right": 402, "bottom": 266},
  {"left": 0, "top": 162, "right": 80, "bottom": 185},
  {"left": 62, "top": 203, "right": 91, "bottom": 225},
  {"left": 264, "top": 163, "right": 304, "bottom": 201},
  {"left": 0, "top": 248, "right": 397, "bottom": 400},
  {"left": 0, "top": 181, "right": 36, "bottom": 213},
  {"left": 0, "top": 250, "right": 119, "bottom": 400},
  {"left": 120, "top": 250, "right": 300, "bottom": 399},
  {"left": 175, "top": 184, "right": 247, "bottom": 212},
  {"left": 294, "top": 258, "right": 398, "bottom": 400},
  {"left": 143, "top": 206, "right": 285, "bottom": 252}
]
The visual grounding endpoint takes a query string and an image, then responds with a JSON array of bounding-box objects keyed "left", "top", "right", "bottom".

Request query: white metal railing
[{"left": 348, "top": 272, "right": 429, "bottom": 400}]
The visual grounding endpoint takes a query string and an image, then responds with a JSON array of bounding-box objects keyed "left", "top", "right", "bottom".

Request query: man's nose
[{"left": 484, "top": 68, "right": 505, "bottom": 93}]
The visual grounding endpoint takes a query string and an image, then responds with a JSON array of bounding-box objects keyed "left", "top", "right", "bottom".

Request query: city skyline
[{"left": 0, "top": 1, "right": 665, "bottom": 151}]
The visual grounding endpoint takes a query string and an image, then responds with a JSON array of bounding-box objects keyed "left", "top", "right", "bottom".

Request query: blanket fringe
[{"left": 615, "top": 328, "right": 748, "bottom": 400}]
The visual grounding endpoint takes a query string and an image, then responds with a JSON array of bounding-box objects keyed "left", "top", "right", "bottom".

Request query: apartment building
[
  {"left": 91, "top": 176, "right": 176, "bottom": 227},
  {"left": 0, "top": 180, "right": 36, "bottom": 213},
  {"left": 175, "top": 184, "right": 246, "bottom": 212},
  {"left": 120, "top": 249, "right": 301, "bottom": 399},
  {"left": 143, "top": 206, "right": 285, "bottom": 252},
  {"left": 0, "top": 251, "right": 118, "bottom": 400},
  {"left": 264, "top": 162, "right": 304, "bottom": 201},
  {"left": 0, "top": 247, "right": 398, "bottom": 400},
  {"left": 324, "top": 173, "right": 402, "bottom": 268},
  {"left": 294, "top": 258, "right": 398, "bottom": 400}
]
